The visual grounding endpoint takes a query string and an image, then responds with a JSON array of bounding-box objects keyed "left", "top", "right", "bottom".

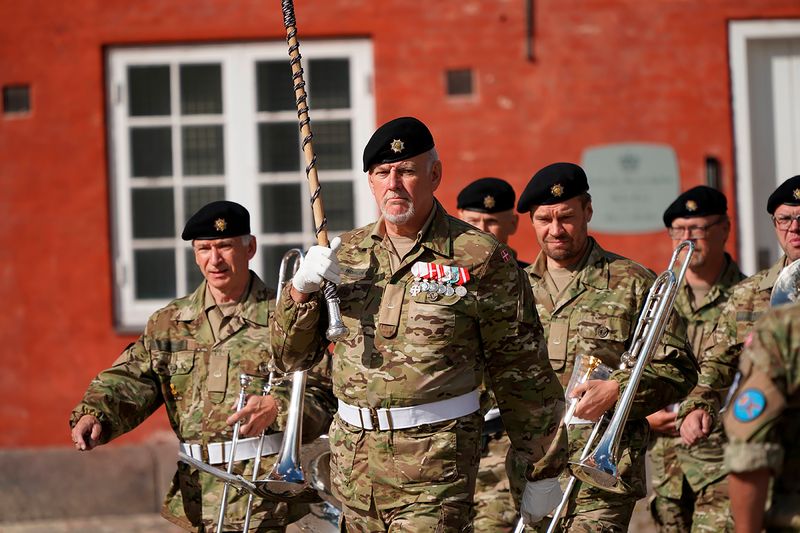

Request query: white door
[{"left": 730, "top": 21, "right": 800, "bottom": 275}]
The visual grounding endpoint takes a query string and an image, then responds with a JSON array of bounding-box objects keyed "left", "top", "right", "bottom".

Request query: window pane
[
  {"left": 256, "top": 60, "right": 295, "bottom": 112},
  {"left": 258, "top": 122, "right": 299, "bottom": 172},
  {"left": 315, "top": 120, "right": 352, "bottom": 170},
  {"left": 134, "top": 249, "right": 176, "bottom": 299},
  {"left": 261, "top": 183, "right": 302, "bottom": 232},
  {"left": 185, "top": 248, "right": 204, "bottom": 290},
  {"left": 132, "top": 188, "right": 175, "bottom": 238},
  {"left": 183, "top": 187, "right": 225, "bottom": 222},
  {"left": 309, "top": 58, "right": 350, "bottom": 109},
  {"left": 182, "top": 125, "right": 224, "bottom": 175},
  {"left": 323, "top": 181, "right": 354, "bottom": 231},
  {"left": 128, "top": 65, "right": 170, "bottom": 116},
  {"left": 180, "top": 64, "right": 222, "bottom": 115},
  {"left": 131, "top": 127, "right": 173, "bottom": 177},
  {"left": 262, "top": 243, "right": 304, "bottom": 291}
]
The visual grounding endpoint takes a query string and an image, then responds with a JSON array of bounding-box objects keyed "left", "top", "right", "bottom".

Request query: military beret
[
  {"left": 662, "top": 186, "right": 728, "bottom": 227},
  {"left": 767, "top": 175, "right": 800, "bottom": 214},
  {"left": 362, "top": 116, "right": 435, "bottom": 172},
  {"left": 181, "top": 200, "right": 250, "bottom": 240},
  {"left": 516, "top": 162, "right": 589, "bottom": 213},
  {"left": 457, "top": 177, "right": 516, "bottom": 213}
]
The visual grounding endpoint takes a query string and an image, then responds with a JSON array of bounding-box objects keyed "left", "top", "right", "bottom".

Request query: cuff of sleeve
[
  {"left": 69, "top": 406, "right": 106, "bottom": 429},
  {"left": 724, "top": 441, "right": 784, "bottom": 475},
  {"left": 676, "top": 399, "right": 715, "bottom": 426}
]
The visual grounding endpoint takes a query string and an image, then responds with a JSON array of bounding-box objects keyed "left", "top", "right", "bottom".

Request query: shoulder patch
[{"left": 732, "top": 388, "right": 766, "bottom": 422}]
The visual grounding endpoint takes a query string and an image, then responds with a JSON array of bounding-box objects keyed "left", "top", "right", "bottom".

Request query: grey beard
[{"left": 382, "top": 203, "right": 415, "bottom": 225}]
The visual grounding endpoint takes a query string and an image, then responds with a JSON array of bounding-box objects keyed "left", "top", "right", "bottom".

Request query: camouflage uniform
[
  {"left": 649, "top": 254, "right": 744, "bottom": 532},
  {"left": 70, "top": 273, "right": 335, "bottom": 532},
  {"left": 270, "top": 201, "right": 568, "bottom": 531},
  {"left": 723, "top": 302, "right": 800, "bottom": 531},
  {"left": 509, "top": 238, "right": 698, "bottom": 532}
]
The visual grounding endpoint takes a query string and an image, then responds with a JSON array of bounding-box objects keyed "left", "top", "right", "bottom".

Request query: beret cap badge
[
  {"left": 214, "top": 218, "right": 227, "bottom": 232},
  {"left": 794, "top": 188, "right": 800, "bottom": 201},
  {"left": 685, "top": 200, "right": 698, "bottom": 212},
  {"left": 483, "top": 195, "right": 496, "bottom": 209},
  {"left": 390, "top": 139, "right": 405, "bottom": 154},
  {"left": 550, "top": 184, "right": 564, "bottom": 198}
]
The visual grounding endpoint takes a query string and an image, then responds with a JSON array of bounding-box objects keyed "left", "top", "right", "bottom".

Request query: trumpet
[{"left": 569, "top": 240, "right": 694, "bottom": 493}]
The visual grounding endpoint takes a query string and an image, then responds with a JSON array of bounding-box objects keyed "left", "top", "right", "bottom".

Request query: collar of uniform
[
  {"left": 174, "top": 271, "right": 268, "bottom": 326},
  {"left": 707, "top": 253, "right": 746, "bottom": 302},
  {"left": 760, "top": 255, "right": 790, "bottom": 292},
  {"left": 529, "top": 237, "right": 606, "bottom": 289},
  {"left": 362, "top": 200, "right": 452, "bottom": 258}
]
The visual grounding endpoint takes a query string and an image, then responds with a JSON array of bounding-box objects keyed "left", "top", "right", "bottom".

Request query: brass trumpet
[{"left": 568, "top": 240, "right": 694, "bottom": 493}]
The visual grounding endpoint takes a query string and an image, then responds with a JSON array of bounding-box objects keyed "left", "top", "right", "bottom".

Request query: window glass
[
  {"left": 132, "top": 188, "right": 175, "bottom": 238},
  {"left": 321, "top": 181, "right": 354, "bottom": 231},
  {"left": 258, "top": 122, "right": 299, "bottom": 172},
  {"left": 128, "top": 65, "right": 170, "bottom": 116},
  {"left": 180, "top": 64, "right": 222, "bottom": 115},
  {"left": 261, "top": 183, "right": 302, "bottom": 233},
  {"left": 309, "top": 58, "right": 350, "bottom": 109},
  {"left": 256, "top": 60, "right": 295, "bottom": 112},
  {"left": 131, "top": 127, "right": 172, "bottom": 177},
  {"left": 135, "top": 249, "right": 176, "bottom": 298},
  {"left": 262, "top": 243, "right": 304, "bottom": 290},
  {"left": 182, "top": 125, "right": 225, "bottom": 175},
  {"left": 314, "top": 120, "right": 352, "bottom": 170}
]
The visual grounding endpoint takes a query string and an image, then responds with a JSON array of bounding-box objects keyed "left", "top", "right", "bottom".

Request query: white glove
[
  {"left": 520, "top": 477, "right": 563, "bottom": 525},
  {"left": 292, "top": 237, "right": 342, "bottom": 294}
]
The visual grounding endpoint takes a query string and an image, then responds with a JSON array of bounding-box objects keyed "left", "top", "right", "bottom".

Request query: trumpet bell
[
  {"left": 569, "top": 453, "right": 626, "bottom": 495},
  {"left": 771, "top": 259, "right": 800, "bottom": 307}
]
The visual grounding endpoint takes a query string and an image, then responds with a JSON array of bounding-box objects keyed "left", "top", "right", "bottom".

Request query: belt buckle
[{"left": 369, "top": 408, "right": 381, "bottom": 430}]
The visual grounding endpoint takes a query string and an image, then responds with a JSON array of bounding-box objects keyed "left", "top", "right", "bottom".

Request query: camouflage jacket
[
  {"left": 524, "top": 238, "right": 698, "bottom": 508},
  {"left": 677, "top": 256, "right": 788, "bottom": 423},
  {"left": 70, "top": 273, "right": 335, "bottom": 532},
  {"left": 652, "top": 254, "right": 744, "bottom": 493},
  {"left": 724, "top": 303, "right": 800, "bottom": 525},
  {"left": 271, "top": 201, "right": 567, "bottom": 510}
]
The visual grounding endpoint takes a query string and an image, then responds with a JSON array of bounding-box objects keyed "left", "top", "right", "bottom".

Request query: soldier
[
  {"left": 69, "top": 201, "right": 335, "bottom": 532},
  {"left": 457, "top": 177, "right": 525, "bottom": 532},
  {"left": 723, "top": 301, "right": 800, "bottom": 532},
  {"left": 676, "top": 175, "right": 800, "bottom": 509},
  {"left": 647, "top": 186, "right": 744, "bottom": 532},
  {"left": 270, "top": 116, "right": 569, "bottom": 531},
  {"left": 510, "top": 162, "right": 698, "bottom": 531}
]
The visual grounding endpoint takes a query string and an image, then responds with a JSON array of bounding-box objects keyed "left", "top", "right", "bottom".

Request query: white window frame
[{"left": 107, "top": 40, "right": 375, "bottom": 329}]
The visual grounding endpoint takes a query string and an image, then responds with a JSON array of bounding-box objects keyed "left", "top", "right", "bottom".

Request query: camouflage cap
[
  {"left": 767, "top": 175, "right": 800, "bottom": 214},
  {"left": 663, "top": 185, "right": 727, "bottom": 227},
  {"left": 362, "top": 116, "right": 435, "bottom": 172},
  {"left": 181, "top": 200, "right": 250, "bottom": 240},
  {"left": 517, "top": 162, "right": 589, "bottom": 213},
  {"left": 457, "top": 177, "right": 516, "bottom": 213}
]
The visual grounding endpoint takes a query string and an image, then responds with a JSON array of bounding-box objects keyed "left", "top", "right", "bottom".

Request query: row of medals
[{"left": 409, "top": 268, "right": 468, "bottom": 300}]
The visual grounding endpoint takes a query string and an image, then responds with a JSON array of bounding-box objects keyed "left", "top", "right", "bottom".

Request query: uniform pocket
[
  {"left": 575, "top": 315, "right": 631, "bottom": 367},
  {"left": 152, "top": 350, "right": 196, "bottom": 402},
  {"left": 328, "top": 416, "right": 361, "bottom": 484},
  {"left": 391, "top": 420, "right": 458, "bottom": 485},
  {"left": 404, "top": 297, "right": 457, "bottom": 345}
]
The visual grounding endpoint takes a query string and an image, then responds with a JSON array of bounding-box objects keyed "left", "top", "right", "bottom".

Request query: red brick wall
[{"left": 1, "top": 0, "right": 798, "bottom": 447}]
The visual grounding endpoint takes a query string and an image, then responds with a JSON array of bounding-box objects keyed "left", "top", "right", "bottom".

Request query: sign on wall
[{"left": 581, "top": 143, "right": 680, "bottom": 234}]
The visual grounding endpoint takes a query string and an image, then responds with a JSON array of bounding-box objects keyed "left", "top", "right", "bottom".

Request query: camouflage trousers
[
  {"left": 649, "top": 476, "right": 732, "bottom": 533},
  {"left": 474, "top": 434, "right": 517, "bottom": 532},
  {"left": 339, "top": 498, "right": 473, "bottom": 532}
]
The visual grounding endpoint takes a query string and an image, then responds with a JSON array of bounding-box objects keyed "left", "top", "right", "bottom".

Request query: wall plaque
[{"left": 581, "top": 143, "right": 680, "bottom": 234}]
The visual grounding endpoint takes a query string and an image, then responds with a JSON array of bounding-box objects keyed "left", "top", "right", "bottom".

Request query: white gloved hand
[
  {"left": 520, "top": 477, "right": 563, "bottom": 525},
  {"left": 292, "top": 237, "right": 342, "bottom": 294}
]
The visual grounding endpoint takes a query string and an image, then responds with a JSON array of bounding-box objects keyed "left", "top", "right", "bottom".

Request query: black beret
[
  {"left": 516, "top": 162, "right": 589, "bottom": 213},
  {"left": 767, "top": 175, "right": 800, "bottom": 214},
  {"left": 457, "top": 177, "right": 516, "bottom": 213},
  {"left": 362, "top": 116, "right": 435, "bottom": 172},
  {"left": 662, "top": 186, "right": 728, "bottom": 227},
  {"left": 181, "top": 200, "right": 250, "bottom": 240}
]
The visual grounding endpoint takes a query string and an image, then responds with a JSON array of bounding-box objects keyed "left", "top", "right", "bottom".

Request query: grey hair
[{"left": 241, "top": 235, "right": 254, "bottom": 246}]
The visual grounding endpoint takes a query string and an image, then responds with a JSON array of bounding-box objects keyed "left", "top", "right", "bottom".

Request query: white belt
[
  {"left": 337, "top": 389, "right": 480, "bottom": 431},
  {"left": 179, "top": 433, "right": 284, "bottom": 465}
]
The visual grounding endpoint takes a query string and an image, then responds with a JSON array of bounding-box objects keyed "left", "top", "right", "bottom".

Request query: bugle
[{"left": 569, "top": 240, "right": 694, "bottom": 493}]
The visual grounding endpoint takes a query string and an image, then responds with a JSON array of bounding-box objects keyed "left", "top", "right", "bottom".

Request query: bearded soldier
[
  {"left": 270, "top": 117, "right": 568, "bottom": 531},
  {"left": 647, "top": 186, "right": 744, "bottom": 532},
  {"left": 510, "top": 162, "right": 698, "bottom": 531}
]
